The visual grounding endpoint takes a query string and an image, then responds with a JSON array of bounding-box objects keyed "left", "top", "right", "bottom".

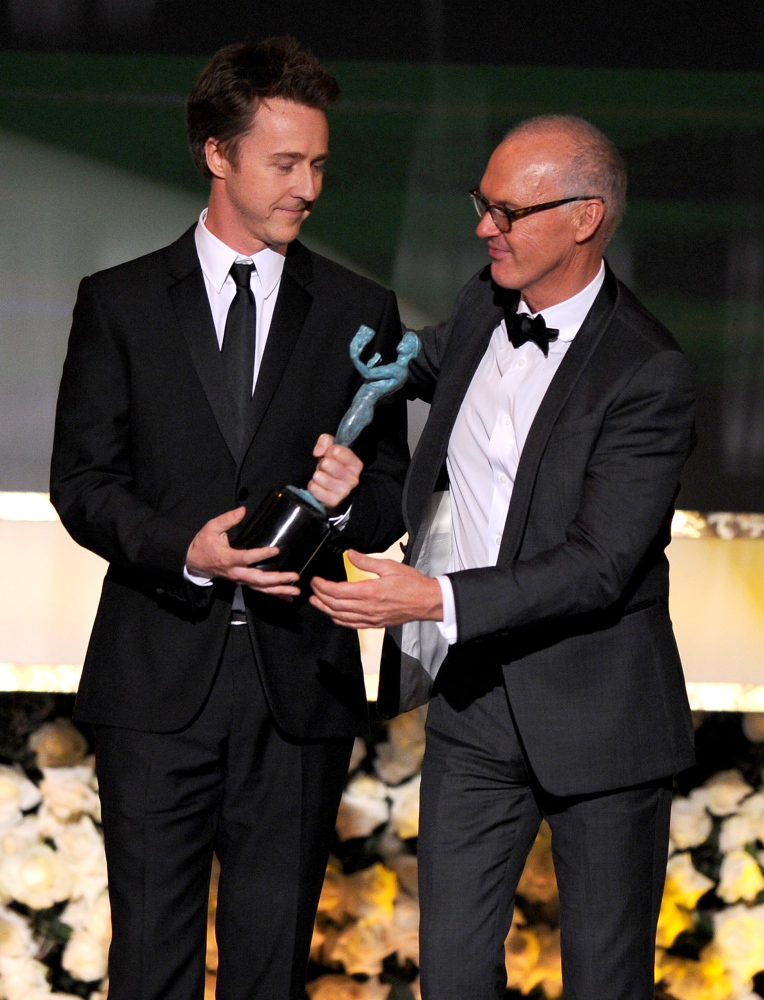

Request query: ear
[
  {"left": 573, "top": 199, "right": 606, "bottom": 245},
  {"left": 204, "top": 138, "right": 229, "bottom": 181}
]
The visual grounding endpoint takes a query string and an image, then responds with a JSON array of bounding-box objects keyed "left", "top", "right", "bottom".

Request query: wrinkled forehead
[{"left": 481, "top": 133, "right": 574, "bottom": 204}]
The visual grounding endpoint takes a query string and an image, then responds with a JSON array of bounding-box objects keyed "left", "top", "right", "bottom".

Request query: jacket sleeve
[
  {"left": 448, "top": 349, "right": 696, "bottom": 642},
  {"left": 340, "top": 289, "right": 410, "bottom": 554},
  {"left": 50, "top": 277, "right": 199, "bottom": 596}
]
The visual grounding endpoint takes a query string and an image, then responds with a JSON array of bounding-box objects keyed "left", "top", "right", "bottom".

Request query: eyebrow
[{"left": 268, "top": 151, "right": 329, "bottom": 162}]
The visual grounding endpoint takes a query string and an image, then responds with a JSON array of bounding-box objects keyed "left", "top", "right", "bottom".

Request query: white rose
[
  {"left": 0, "top": 954, "right": 51, "bottom": 1000},
  {"left": 665, "top": 852, "right": 715, "bottom": 909},
  {"left": 739, "top": 792, "right": 764, "bottom": 843},
  {"left": 0, "top": 843, "right": 73, "bottom": 909},
  {"left": 0, "top": 816, "right": 41, "bottom": 857},
  {"left": 720, "top": 814, "right": 759, "bottom": 853},
  {"left": 703, "top": 771, "right": 753, "bottom": 817},
  {"left": 670, "top": 789, "right": 712, "bottom": 848},
  {"left": 344, "top": 864, "right": 397, "bottom": 924},
  {"left": 717, "top": 851, "right": 764, "bottom": 904},
  {"left": 0, "top": 767, "right": 41, "bottom": 826},
  {"left": 327, "top": 920, "right": 392, "bottom": 977},
  {"left": 0, "top": 907, "right": 34, "bottom": 958},
  {"left": 307, "top": 974, "right": 391, "bottom": 1000},
  {"left": 712, "top": 903, "right": 764, "bottom": 982},
  {"left": 388, "top": 894, "right": 419, "bottom": 965},
  {"left": 85, "top": 892, "right": 111, "bottom": 944},
  {"left": 388, "top": 774, "right": 420, "bottom": 840},
  {"left": 39, "top": 766, "right": 100, "bottom": 823},
  {"left": 336, "top": 775, "right": 389, "bottom": 841},
  {"left": 373, "top": 741, "right": 425, "bottom": 786},
  {"left": 53, "top": 817, "right": 108, "bottom": 904},
  {"left": 62, "top": 927, "right": 108, "bottom": 983}
]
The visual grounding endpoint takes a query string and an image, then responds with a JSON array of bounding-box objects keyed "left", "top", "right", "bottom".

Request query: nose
[
  {"left": 293, "top": 163, "right": 321, "bottom": 203},
  {"left": 476, "top": 209, "right": 502, "bottom": 239}
]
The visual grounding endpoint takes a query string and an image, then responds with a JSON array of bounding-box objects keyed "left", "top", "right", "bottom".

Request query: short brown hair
[{"left": 186, "top": 36, "right": 340, "bottom": 179}]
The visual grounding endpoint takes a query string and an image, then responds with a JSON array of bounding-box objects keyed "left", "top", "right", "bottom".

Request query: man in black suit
[
  {"left": 50, "top": 38, "right": 408, "bottom": 1000},
  {"left": 311, "top": 116, "right": 696, "bottom": 1000}
]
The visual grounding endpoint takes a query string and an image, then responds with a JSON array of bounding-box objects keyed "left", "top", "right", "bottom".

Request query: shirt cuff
[
  {"left": 435, "top": 575, "right": 458, "bottom": 645},
  {"left": 329, "top": 504, "right": 352, "bottom": 531},
  {"left": 183, "top": 565, "right": 214, "bottom": 587}
]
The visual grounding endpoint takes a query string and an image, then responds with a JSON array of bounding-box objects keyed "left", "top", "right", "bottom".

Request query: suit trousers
[
  {"left": 418, "top": 664, "right": 672, "bottom": 1000},
  {"left": 93, "top": 623, "right": 353, "bottom": 1000}
]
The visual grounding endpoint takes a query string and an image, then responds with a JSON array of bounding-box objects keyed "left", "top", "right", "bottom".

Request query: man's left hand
[
  {"left": 308, "top": 434, "right": 363, "bottom": 510},
  {"left": 310, "top": 550, "right": 443, "bottom": 629}
]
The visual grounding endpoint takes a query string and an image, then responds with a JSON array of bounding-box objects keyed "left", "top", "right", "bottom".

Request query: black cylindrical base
[{"left": 228, "top": 488, "right": 333, "bottom": 575}]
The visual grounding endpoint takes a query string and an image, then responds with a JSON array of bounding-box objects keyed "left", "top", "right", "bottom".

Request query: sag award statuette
[{"left": 228, "top": 325, "right": 421, "bottom": 575}]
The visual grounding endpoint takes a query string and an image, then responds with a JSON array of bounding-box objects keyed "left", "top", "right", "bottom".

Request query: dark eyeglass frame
[{"left": 469, "top": 189, "right": 604, "bottom": 232}]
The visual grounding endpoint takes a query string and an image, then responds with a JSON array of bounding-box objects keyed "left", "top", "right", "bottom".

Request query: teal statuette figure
[{"left": 229, "top": 325, "right": 421, "bottom": 573}]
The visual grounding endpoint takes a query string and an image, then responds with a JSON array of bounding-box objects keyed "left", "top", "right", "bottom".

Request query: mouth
[
  {"left": 278, "top": 203, "right": 312, "bottom": 219},
  {"left": 487, "top": 241, "right": 512, "bottom": 260}
]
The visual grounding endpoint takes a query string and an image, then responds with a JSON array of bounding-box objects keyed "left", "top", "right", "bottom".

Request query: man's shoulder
[
  {"left": 83, "top": 225, "right": 197, "bottom": 293},
  {"left": 611, "top": 279, "right": 685, "bottom": 357},
  {"left": 299, "top": 243, "right": 393, "bottom": 303}
]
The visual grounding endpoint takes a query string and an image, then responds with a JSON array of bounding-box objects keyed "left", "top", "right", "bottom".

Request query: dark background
[{"left": 1, "top": 1, "right": 763, "bottom": 511}]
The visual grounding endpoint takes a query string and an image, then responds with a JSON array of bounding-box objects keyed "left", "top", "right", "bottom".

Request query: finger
[
  {"left": 215, "top": 506, "right": 247, "bottom": 531},
  {"left": 313, "top": 432, "right": 335, "bottom": 458},
  {"left": 323, "top": 444, "right": 363, "bottom": 473},
  {"left": 314, "top": 457, "right": 359, "bottom": 484},
  {"left": 308, "top": 596, "right": 376, "bottom": 628},
  {"left": 244, "top": 568, "right": 300, "bottom": 586},
  {"left": 311, "top": 576, "right": 377, "bottom": 600},
  {"left": 345, "top": 550, "right": 398, "bottom": 575},
  {"left": 249, "top": 585, "right": 301, "bottom": 597},
  {"left": 223, "top": 545, "right": 281, "bottom": 567}
]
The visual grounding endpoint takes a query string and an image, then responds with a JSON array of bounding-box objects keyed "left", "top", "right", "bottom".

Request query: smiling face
[
  {"left": 204, "top": 96, "right": 329, "bottom": 255},
  {"left": 476, "top": 129, "right": 605, "bottom": 310}
]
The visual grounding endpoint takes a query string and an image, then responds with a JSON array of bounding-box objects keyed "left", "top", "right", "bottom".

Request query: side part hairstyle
[{"left": 186, "top": 36, "right": 340, "bottom": 178}]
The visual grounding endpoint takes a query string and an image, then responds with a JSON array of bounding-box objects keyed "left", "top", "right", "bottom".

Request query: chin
[{"left": 490, "top": 259, "right": 523, "bottom": 291}]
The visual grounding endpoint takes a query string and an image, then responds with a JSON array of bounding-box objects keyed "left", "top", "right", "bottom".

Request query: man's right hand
[{"left": 186, "top": 507, "right": 301, "bottom": 597}]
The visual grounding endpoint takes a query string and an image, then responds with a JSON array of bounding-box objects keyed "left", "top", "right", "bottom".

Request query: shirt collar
[
  {"left": 194, "top": 208, "right": 286, "bottom": 299},
  {"left": 516, "top": 261, "right": 606, "bottom": 343}
]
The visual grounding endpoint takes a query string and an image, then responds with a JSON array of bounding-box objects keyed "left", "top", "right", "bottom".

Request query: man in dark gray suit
[{"left": 311, "top": 116, "right": 696, "bottom": 1000}]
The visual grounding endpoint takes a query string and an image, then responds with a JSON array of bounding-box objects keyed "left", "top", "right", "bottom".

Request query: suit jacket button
[{"left": 237, "top": 487, "right": 249, "bottom": 502}]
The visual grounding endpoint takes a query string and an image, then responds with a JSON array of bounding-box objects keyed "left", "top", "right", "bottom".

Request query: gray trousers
[{"left": 418, "top": 669, "right": 672, "bottom": 1000}]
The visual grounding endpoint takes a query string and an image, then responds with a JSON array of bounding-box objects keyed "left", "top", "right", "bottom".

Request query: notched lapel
[
  {"left": 242, "top": 242, "right": 314, "bottom": 455},
  {"left": 498, "top": 267, "right": 621, "bottom": 563},
  {"left": 167, "top": 264, "right": 240, "bottom": 464}
]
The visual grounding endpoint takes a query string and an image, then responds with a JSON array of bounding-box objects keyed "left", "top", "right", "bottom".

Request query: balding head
[{"left": 503, "top": 115, "right": 627, "bottom": 246}]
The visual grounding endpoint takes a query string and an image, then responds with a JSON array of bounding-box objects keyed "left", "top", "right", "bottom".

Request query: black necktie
[
  {"left": 221, "top": 261, "right": 256, "bottom": 432},
  {"left": 506, "top": 310, "right": 559, "bottom": 357}
]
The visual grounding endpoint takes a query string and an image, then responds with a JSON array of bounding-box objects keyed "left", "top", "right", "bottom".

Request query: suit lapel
[
  {"left": 405, "top": 275, "right": 506, "bottom": 534},
  {"left": 498, "top": 266, "right": 621, "bottom": 563},
  {"left": 241, "top": 241, "right": 314, "bottom": 458},
  {"left": 165, "top": 226, "right": 240, "bottom": 463}
]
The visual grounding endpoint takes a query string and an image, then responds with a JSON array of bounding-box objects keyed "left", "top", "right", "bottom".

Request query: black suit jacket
[
  {"left": 51, "top": 227, "right": 408, "bottom": 739},
  {"left": 379, "top": 263, "right": 696, "bottom": 796}
]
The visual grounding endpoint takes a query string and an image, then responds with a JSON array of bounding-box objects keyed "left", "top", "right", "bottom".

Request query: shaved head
[{"left": 503, "top": 115, "right": 627, "bottom": 245}]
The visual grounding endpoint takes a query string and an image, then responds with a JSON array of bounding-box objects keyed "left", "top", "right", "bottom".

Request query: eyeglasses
[{"left": 469, "top": 189, "right": 604, "bottom": 233}]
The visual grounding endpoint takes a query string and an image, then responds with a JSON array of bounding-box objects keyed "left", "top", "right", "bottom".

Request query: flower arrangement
[
  {"left": 2, "top": 696, "right": 764, "bottom": 1000},
  {"left": 306, "top": 710, "right": 764, "bottom": 1000},
  {"left": 0, "top": 714, "right": 109, "bottom": 1000}
]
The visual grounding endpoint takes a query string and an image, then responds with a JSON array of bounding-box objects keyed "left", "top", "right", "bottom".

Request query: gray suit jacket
[{"left": 379, "top": 262, "right": 696, "bottom": 797}]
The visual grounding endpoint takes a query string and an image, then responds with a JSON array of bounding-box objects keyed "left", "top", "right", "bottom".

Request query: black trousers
[
  {"left": 93, "top": 623, "right": 353, "bottom": 1000},
  {"left": 418, "top": 669, "right": 672, "bottom": 1000}
]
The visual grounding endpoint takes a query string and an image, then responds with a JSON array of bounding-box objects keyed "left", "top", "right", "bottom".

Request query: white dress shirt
[
  {"left": 436, "top": 262, "right": 606, "bottom": 642},
  {"left": 185, "top": 210, "right": 349, "bottom": 588}
]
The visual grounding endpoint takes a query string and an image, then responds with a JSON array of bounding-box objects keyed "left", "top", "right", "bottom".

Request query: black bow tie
[{"left": 506, "top": 310, "right": 559, "bottom": 357}]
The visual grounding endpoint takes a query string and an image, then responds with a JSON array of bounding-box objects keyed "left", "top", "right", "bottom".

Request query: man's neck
[
  {"left": 520, "top": 255, "right": 603, "bottom": 314},
  {"left": 204, "top": 196, "right": 287, "bottom": 258}
]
